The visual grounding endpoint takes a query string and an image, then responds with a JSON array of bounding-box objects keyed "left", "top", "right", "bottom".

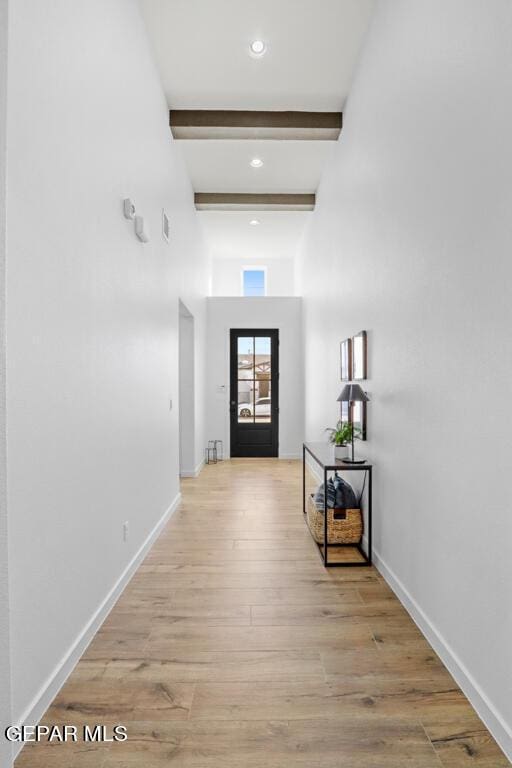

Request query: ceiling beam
[
  {"left": 194, "top": 193, "right": 315, "bottom": 211},
  {"left": 170, "top": 110, "right": 342, "bottom": 141}
]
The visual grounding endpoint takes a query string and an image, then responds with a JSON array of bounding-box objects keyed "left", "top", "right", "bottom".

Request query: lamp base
[{"left": 341, "top": 457, "right": 367, "bottom": 464}]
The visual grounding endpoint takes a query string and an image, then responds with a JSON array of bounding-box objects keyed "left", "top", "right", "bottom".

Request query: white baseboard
[
  {"left": 372, "top": 548, "right": 512, "bottom": 763},
  {"left": 13, "top": 492, "right": 182, "bottom": 761},
  {"left": 279, "top": 453, "right": 302, "bottom": 460},
  {"left": 180, "top": 458, "right": 205, "bottom": 478}
]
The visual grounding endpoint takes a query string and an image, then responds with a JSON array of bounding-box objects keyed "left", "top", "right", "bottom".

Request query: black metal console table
[{"left": 302, "top": 442, "right": 373, "bottom": 567}]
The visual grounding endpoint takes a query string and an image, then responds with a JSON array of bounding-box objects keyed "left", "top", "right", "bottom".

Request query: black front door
[{"left": 230, "top": 329, "right": 279, "bottom": 457}]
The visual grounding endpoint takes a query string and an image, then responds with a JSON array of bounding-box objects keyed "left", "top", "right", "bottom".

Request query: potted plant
[{"left": 325, "top": 421, "right": 354, "bottom": 459}]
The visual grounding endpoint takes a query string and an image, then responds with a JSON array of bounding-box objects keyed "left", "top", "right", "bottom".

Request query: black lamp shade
[{"left": 337, "top": 383, "right": 369, "bottom": 402}]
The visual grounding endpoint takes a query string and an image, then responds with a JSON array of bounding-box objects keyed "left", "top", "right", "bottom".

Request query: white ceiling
[
  {"left": 178, "top": 140, "right": 336, "bottom": 194},
  {"left": 141, "top": 0, "right": 375, "bottom": 111},
  {"left": 199, "top": 212, "right": 310, "bottom": 261},
  {"left": 141, "top": 0, "right": 375, "bottom": 264}
]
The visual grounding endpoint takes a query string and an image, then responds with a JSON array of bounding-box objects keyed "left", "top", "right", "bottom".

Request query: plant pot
[{"left": 334, "top": 444, "right": 348, "bottom": 459}]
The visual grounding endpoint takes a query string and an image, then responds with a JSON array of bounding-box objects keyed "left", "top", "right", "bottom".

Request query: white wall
[
  {"left": 0, "top": 1, "right": 12, "bottom": 765},
  {"left": 211, "top": 257, "right": 295, "bottom": 297},
  {"left": 179, "top": 301, "right": 197, "bottom": 476},
  {"left": 6, "top": 0, "right": 208, "bottom": 731},
  {"left": 298, "top": 0, "right": 512, "bottom": 758},
  {"left": 206, "top": 298, "right": 303, "bottom": 458}
]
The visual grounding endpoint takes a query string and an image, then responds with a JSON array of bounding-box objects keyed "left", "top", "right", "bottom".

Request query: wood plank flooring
[{"left": 15, "top": 459, "right": 509, "bottom": 767}]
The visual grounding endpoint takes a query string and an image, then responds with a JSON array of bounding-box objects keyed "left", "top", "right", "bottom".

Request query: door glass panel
[
  {"left": 255, "top": 395, "right": 271, "bottom": 422},
  {"left": 238, "top": 366, "right": 253, "bottom": 380},
  {"left": 238, "top": 337, "right": 254, "bottom": 378},
  {"left": 254, "top": 337, "right": 271, "bottom": 422},
  {"left": 238, "top": 384, "right": 254, "bottom": 423},
  {"left": 254, "top": 336, "right": 271, "bottom": 359},
  {"left": 254, "top": 377, "right": 271, "bottom": 401}
]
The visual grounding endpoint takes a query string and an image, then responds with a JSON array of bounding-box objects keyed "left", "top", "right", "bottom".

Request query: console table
[{"left": 302, "top": 442, "right": 373, "bottom": 567}]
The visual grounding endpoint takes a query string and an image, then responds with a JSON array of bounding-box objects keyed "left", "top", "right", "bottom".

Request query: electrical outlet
[{"left": 123, "top": 521, "right": 129, "bottom": 542}]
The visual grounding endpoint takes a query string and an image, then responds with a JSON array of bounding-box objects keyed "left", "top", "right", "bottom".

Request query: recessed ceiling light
[
  {"left": 250, "top": 40, "right": 266, "bottom": 56},
  {"left": 249, "top": 219, "right": 260, "bottom": 226},
  {"left": 250, "top": 157, "right": 263, "bottom": 168}
]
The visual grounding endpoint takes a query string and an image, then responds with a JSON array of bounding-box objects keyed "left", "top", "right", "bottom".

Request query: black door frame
[{"left": 230, "top": 329, "right": 279, "bottom": 457}]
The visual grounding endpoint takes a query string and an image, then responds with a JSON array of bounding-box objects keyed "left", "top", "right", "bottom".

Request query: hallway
[{"left": 15, "top": 460, "right": 507, "bottom": 768}]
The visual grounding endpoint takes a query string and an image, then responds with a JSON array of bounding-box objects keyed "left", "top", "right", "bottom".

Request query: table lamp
[{"left": 337, "top": 384, "right": 370, "bottom": 464}]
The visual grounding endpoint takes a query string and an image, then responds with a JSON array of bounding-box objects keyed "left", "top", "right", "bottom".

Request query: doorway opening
[
  {"left": 178, "top": 300, "right": 195, "bottom": 476},
  {"left": 230, "top": 329, "right": 279, "bottom": 457}
]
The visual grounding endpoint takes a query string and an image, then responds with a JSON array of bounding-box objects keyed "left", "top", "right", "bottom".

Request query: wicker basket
[{"left": 306, "top": 494, "right": 363, "bottom": 545}]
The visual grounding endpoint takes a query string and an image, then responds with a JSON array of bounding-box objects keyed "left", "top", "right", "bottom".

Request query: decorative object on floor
[
  {"left": 337, "top": 384, "right": 370, "bottom": 464},
  {"left": 213, "top": 439, "right": 223, "bottom": 461},
  {"left": 306, "top": 494, "right": 362, "bottom": 545},
  {"left": 205, "top": 446, "right": 216, "bottom": 464},
  {"left": 205, "top": 440, "right": 220, "bottom": 464},
  {"left": 351, "top": 330, "right": 367, "bottom": 380},
  {"left": 325, "top": 420, "right": 353, "bottom": 459},
  {"left": 340, "top": 338, "right": 352, "bottom": 381}
]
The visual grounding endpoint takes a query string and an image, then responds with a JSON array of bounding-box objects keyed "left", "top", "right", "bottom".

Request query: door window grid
[{"left": 237, "top": 336, "right": 271, "bottom": 423}]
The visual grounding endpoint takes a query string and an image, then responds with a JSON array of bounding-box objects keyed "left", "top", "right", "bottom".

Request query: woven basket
[{"left": 306, "top": 494, "right": 362, "bottom": 545}]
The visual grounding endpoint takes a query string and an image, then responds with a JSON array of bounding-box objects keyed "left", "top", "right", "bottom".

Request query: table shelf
[{"left": 302, "top": 442, "right": 373, "bottom": 568}]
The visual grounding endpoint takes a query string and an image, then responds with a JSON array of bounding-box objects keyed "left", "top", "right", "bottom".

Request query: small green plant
[{"left": 325, "top": 420, "right": 355, "bottom": 446}]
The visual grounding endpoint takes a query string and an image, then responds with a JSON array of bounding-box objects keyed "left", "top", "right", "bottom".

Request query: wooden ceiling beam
[
  {"left": 194, "top": 193, "right": 315, "bottom": 211},
  {"left": 170, "top": 110, "right": 342, "bottom": 140}
]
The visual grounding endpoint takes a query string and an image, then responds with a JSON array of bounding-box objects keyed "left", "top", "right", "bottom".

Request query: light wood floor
[{"left": 15, "top": 459, "right": 509, "bottom": 767}]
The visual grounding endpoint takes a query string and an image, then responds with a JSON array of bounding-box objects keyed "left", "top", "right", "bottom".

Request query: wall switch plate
[{"left": 123, "top": 521, "right": 129, "bottom": 542}]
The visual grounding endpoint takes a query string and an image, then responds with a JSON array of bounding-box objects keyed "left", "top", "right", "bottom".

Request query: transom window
[{"left": 242, "top": 268, "right": 266, "bottom": 297}]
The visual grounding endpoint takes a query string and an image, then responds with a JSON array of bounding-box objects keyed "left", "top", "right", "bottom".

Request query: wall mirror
[
  {"left": 352, "top": 330, "right": 367, "bottom": 380},
  {"left": 340, "top": 338, "right": 352, "bottom": 381}
]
